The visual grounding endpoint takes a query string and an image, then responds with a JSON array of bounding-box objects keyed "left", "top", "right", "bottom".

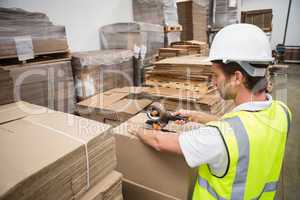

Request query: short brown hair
[{"left": 213, "top": 60, "right": 268, "bottom": 93}]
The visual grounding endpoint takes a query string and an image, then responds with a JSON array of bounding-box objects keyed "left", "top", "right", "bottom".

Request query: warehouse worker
[{"left": 130, "top": 24, "right": 292, "bottom": 200}]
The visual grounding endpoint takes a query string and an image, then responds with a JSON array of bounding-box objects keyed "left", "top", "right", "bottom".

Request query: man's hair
[{"left": 213, "top": 60, "right": 269, "bottom": 93}]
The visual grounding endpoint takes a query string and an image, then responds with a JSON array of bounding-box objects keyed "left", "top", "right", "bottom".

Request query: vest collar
[{"left": 232, "top": 94, "right": 273, "bottom": 112}]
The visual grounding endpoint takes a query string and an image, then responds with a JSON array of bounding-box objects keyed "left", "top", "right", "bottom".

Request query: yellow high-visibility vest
[{"left": 192, "top": 101, "right": 291, "bottom": 200}]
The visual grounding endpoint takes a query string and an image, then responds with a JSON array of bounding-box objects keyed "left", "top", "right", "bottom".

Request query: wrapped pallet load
[
  {"left": 71, "top": 50, "right": 134, "bottom": 101},
  {"left": 0, "top": 8, "right": 74, "bottom": 113},
  {"left": 0, "top": 8, "right": 68, "bottom": 59},
  {"left": 213, "top": 0, "right": 239, "bottom": 28},
  {"left": 132, "top": 0, "right": 179, "bottom": 26},
  {"left": 99, "top": 22, "right": 164, "bottom": 66},
  {"left": 132, "top": 0, "right": 181, "bottom": 46}
]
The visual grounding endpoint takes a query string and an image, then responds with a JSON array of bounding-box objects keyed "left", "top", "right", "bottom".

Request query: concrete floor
[{"left": 271, "top": 64, "right": 300, "bottom": 200}]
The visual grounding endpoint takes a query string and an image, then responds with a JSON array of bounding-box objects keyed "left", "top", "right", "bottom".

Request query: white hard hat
[{"left": 208, "top": 23, "right": 274, "bottom": 77}]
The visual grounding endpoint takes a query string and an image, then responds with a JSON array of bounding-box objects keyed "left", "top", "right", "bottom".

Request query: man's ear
[{"left": 234, "top": 71, "right": 244, "bottom": 85}]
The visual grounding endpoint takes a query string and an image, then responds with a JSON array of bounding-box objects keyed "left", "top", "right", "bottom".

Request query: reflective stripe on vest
[
  {"left": 198, "top": 116, "right": 249, "bottom": 199},
  {"left": 224, "top": 117, "right": 249, "bottom": 199},
  {"left": 253, "top": 181, "right": 278, "bottom": 200},
  {"left": 198, "top": 176, "right": 278, "bottom": 200},
  {"left": 278, "top": 104, "right": 291, "bottom": 134},
  {"left": 198, "top": 176, "right": 226, "bottom": 200}
]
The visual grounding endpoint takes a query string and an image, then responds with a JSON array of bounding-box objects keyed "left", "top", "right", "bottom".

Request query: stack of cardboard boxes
[
  {"left": 146, "top": 55, "right": 214, "bottom": 93},
  {"left": 0, "top": 8, "right": 75, "bottom": 113},
  {"left": 0, "top": 101, "right": 122, "bottom": 200},
  {"left": 71, "top": 50, "right": 134, "bottom": 101},
  {"left": 177, "top": 0, "right": 208, "bottom": 42},
  {"left": 0, "top": 8, "right": 68, "bottom": 59},
  {"left": 77, "top": 85, "right": 234, "bottom": 127},
  {"left": 77, "top": 87, "right": 153, "bottom": 127},
  {"left": 132, "top": 0, "right": 181, "bottom": 46},
  {"left": 0, "top": 61, "right": 76, "bottom": 113},
  {"left": 99, "top": 23, "right": 164, "bottom": 66},
  {"left": 157, "top": 40, "right": 209, "bottom": 60}
]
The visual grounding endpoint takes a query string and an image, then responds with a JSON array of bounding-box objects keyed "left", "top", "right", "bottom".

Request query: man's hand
[
  {"left": 127, "top": 123, "right": 182, "bottom": 154},
  {"left": 174, "top": 109, "right": 220, "bottom": 124},
  {"left": 173, "top": 109, "right": 193, "bottom": 125}
]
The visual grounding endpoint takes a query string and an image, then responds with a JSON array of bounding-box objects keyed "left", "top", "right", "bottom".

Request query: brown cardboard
[
  {"left": 77, "top": 89, "right": 153, "bottom": 126},
  {"left": 112, "top": 113, "right": 197, "bottom": 200},
  {"left": 71, "top": 50, "right": 134, "bottom": 101},
  {"left": 0, "top": 8, "right": 69, "bottom": 59},
  {"left": 0, "top": 61, "right": 76, "bottom": 113},
  {"left": 80, "top": 171, "right": 123, "bottom": 200},
  {"left": 0, "top": 101, "right": 117, "bottom": 200},
  {"left": 106, "top": 99, "right": 152, "bottom": 115},
  {"left": 123, "top": 179, "right": 181, "bottom": 200},
  {"left": 77, "top": 92, "right": 129, "bottom": 111}
]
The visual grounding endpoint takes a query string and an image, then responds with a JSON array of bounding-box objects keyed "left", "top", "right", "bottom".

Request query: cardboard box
[
  {"left": 177, "top": 0, "right": 208, "bottom": 42},
  {"left": 77, "top": 87, "right": 153, "bottom": 126},
  {"left": 0, "top": 60, "right": 76, "bottom": 113},
  {"left": 99, "top": 22, "right": 164, "bottom": 66},
  {"left": 132, "top": 0, "right": 179, "bottom": 26},
  {"left": 80, "top": 171, "right": 123, "bottom": 200},
  {"left": 112, "top": 113, "right": 197, "bottom": 200},
  {"left": 123, "top": 179, "right": 181, "bottom": 200},
  {"left": 0, "top": 101, "right": 117, "bottom": 200},
  {"left": 71, "top": 50, "right": 134, "bottom": 101},
  {"left": 0, "top": 8, "right": 68, "bottom": 59}
]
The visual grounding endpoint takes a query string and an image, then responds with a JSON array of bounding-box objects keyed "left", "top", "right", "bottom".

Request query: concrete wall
[
  {"left": 241, "top": 0, "right": 300, "bottom": 48},
  {"left": 0, "top": 0, "right": 133, "bottom": 52}
]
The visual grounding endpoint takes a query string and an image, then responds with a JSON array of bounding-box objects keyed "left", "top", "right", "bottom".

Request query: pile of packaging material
[
  {"left": 146, "top": 55, "right": 214, "bottom": 92},
  {"left": 213, "top": 0, "right": 238, "bottom": 28},
  {"left": 0, "top": 8, "right": 75, "bottom": 113},
  {"left": 132, "top": 0, "right": 181, "bottom": 46},
  {"left": 145, "top": 55, "right": 235, "bottom": 115},
  {"left": 77, "top": 86, "right": 234, "bottom": 126},
  {"left": 0, "top": 61, "right": 76, "bottom": 113},
  {"left": 112, "top": 113, "right": 199, "bottom": 200},
  {"left": 171, "top": 40, "right": 209, "bottom": 56},
  {"left": 132, "top": 0, "right": 179, "bottom": 26},
  {"left": 143, "top": 87, "right": 234, "bottom": 116},
  {"left": 77, "top": 87, "right": 153, "bottom": 126},
  {"left": 157, "top": 40, "right": 209, "bottom": 60},
  {"left": 157, "top": 47, "right": 189, "bottom": 60},
  {"left": 71, "top": 50, "right": 134, "bottom": 101},
  {"left": 99, "top": 22, "right": 164, "bottom": 66},
  {"left": 0, "top": 101, "right": 122, "bottom": 200},
  {"left": 177, "top": 0, "right": 208, "bottom": 42},
  {"left": 0, "top": 8, "right": 68, "bottom": 59}
]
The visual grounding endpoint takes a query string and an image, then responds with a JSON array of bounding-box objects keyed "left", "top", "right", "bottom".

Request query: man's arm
[
  {"left": 175, "top": 110, "right": 220, "bottom": 124},
  {"left": 191, "top": 111, "right": 220, "bottom": 124},
  {"left": 135, "top": 129, "right": 182, "bottom": 154}
]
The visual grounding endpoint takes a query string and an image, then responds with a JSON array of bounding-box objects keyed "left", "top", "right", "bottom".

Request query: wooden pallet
[
  {"left": 164, "top": 25, "right": 183, "bottom": 32},
  {"left": 0, "top": 51, "right": 71, "bottom": 67}
]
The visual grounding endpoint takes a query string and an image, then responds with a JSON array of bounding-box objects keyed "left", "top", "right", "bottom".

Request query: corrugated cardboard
[
  {"left": 99, "top": 22, "right": 164, "bottom": 66},
  {"left": 77, "top": 88, "right": 153, "bottom": 126},
  {"left": 0, "top": 101, "right": 117, "bottom": 200},
  {"left": 0, "top": 8, "right": 68, "bottom": 59},
  {"left": 123, "top": 179, "right": 181, "bottom": 200},
  {"left": 71, "top": 50, "right": 134, "bottom": 101},
  {"left": 112, "top": 113, "right": 197, "bottom": 200},
  {"left": 0, "top": 61, "right": 75, "bottom": 113},
  {"left": 80, "top": 171, "right": 123, "bottom": 200}
]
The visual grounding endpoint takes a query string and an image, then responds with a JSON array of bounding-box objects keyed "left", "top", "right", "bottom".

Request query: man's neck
[{"left": 235, "top": 88, "right": 267, "bottom": 106}]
